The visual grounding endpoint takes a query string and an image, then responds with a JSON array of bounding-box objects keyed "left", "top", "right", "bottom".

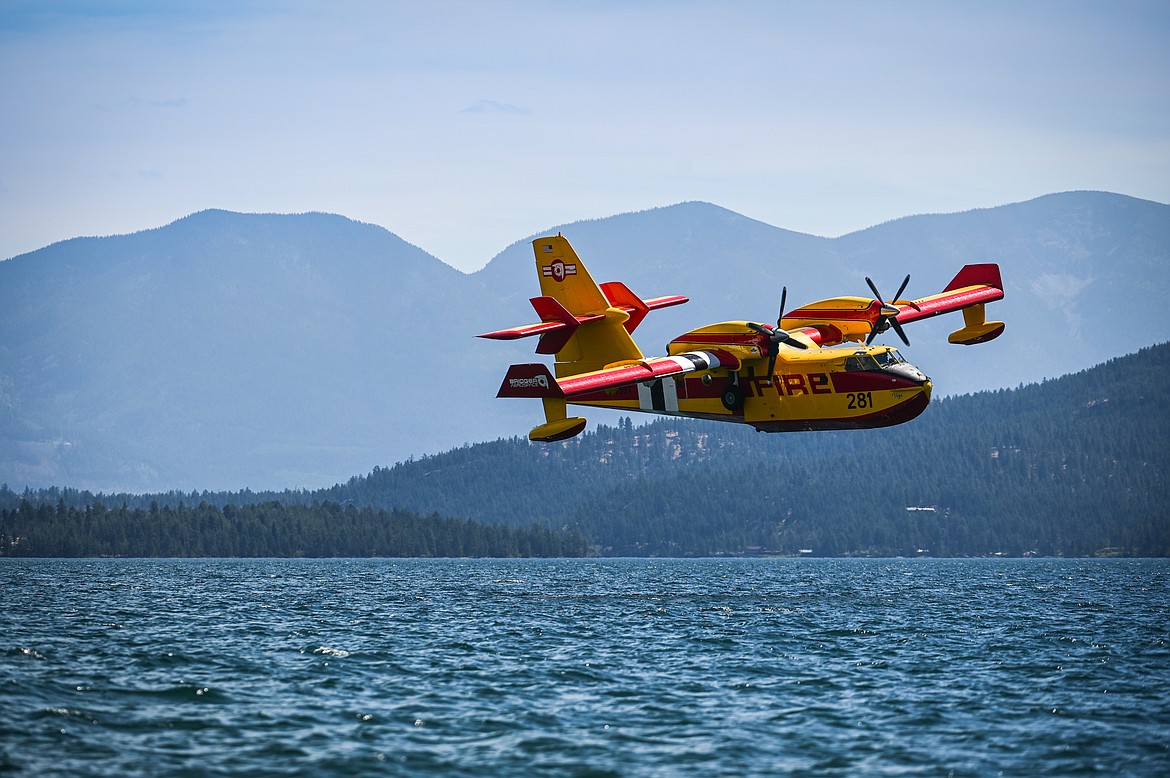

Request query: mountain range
[{"left": 2, "top": 191, "right": 1167, "bottom": 492}]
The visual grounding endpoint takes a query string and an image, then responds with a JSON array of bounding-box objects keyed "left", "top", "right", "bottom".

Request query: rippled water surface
[{"left": 2, "top": 558, "right": 1168, "bottom": 776}]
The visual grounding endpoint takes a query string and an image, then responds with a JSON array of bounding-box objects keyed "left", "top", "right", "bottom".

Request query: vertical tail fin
[
  {"left": 481, "top": 233, "right": 688, "bottom": 442},
  {"left": 532, "top": 235, "right": 643, "bottom": 374}
]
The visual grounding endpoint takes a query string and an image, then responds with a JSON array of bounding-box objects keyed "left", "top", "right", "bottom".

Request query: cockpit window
[
  {"left": 845, "top": 354, "right": 881, "bottom": 371},
  {"left": 875, "top": 349, "right": 905, "bottom": 367}
]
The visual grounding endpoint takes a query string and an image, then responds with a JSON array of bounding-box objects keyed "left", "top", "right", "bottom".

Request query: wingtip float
[{"left": 479, "top": 234, "right": 1004, "bottom": 442}]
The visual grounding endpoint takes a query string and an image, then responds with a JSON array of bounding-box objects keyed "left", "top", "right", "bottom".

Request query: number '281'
[{"left": 846, "top": 392, "right": 873, "bottom": 410}]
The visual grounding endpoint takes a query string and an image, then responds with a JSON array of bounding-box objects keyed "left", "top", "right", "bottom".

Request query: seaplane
[{"left": 479, "top": 234, "right": 1004, "bottom": 442}]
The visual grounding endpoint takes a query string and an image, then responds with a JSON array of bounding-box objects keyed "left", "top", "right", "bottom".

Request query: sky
[{"left": 1, "top": 0, "right": 1167, "bottom": 272}]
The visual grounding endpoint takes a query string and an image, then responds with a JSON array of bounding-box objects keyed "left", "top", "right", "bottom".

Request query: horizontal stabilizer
[
  {"left": 478, "top": 321, "right": 566, "bottom": 340},
  {"left": 599, "top": 281, "right": 647, "bottom": 333},
  {"left": 477, "top": 297, "right": 603, "bottom": 343},
  {"left": 529, "top": 296, "right": 582, "bottom": 354},
  {"left": 643, "top": 295, "right": 690, "bottom": 311},
  {"left": 600, "top": 282, "right": 688, "bottom": 333},
  {"left": 478, "top": 288, "right": 686, "bottom": 346}
]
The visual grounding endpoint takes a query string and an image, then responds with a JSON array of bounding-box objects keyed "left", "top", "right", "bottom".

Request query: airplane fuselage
[
  {"left": 481, "top": 235, "right": 1002, "bottom": 443},
  {"left": 568, "top": 326, "right": 931, "bottom": 432}
]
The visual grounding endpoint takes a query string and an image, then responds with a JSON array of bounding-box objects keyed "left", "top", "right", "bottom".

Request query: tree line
[{"left": 0, "top": 499, "right": 587, "bottom": 558}]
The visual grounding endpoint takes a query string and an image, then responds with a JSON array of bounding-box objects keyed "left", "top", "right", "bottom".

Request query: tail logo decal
[
  {"left": 508, "top": 373, "right": 549, "bottom": 390},
  {"left": 542, "top": 260, "right": 577, "bottom": 282}
]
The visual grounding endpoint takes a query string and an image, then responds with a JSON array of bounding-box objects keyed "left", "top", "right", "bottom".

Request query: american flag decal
[{"left": 542, "top": 244, "right": 554, "bottom": 252}]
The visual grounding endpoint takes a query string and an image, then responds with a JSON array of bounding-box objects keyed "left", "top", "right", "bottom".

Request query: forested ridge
[
  {"left": 0, "top": 501, "right": 586, "bottom": 558},
  {"left": 3, "top": 343, "right": 1168, "bottom": 557}
]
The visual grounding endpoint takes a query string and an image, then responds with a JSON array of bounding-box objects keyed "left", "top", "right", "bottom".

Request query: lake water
[{"left": 2, "top": 558, "right": 1168, "bottom": 776}]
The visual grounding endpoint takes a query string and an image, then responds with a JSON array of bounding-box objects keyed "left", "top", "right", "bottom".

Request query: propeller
[
  {"left": 863, "top": 274, "right": 917, "bottom": 346},
  {"left": 747, "top": 286, "right": 807, "bottom": 380}
]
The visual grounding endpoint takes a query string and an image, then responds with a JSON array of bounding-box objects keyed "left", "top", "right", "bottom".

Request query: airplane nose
[{"left": 885, "top": 362, "right": 930, "bottom": 386}]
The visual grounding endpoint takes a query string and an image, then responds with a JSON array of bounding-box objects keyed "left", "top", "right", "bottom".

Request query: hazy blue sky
[{"left": 2, "top": 1, "right": 1167, "bottom": 270}]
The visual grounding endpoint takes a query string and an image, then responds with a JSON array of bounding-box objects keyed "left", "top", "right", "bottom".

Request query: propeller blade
[
  {"left": 864, "top": 274, "right": 913, "bottom": 345},
  {"left": 893, "top": 274, "right": 911, "bottom": 303},
  {"left": 890, "top": 318, "right": 910, "bottom": 346},
  {"left": 752, "top": 286, "right": 809, "bottom": 372},
  {"left": 778, "top": 331, "right": 808, "bottom": 350}
]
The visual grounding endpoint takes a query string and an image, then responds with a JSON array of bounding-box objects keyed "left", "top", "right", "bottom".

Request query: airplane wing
[
  {"left": 781, "top": 263, "right": 1004, "bottom": 346},
  {"left": 496, "top": 351, "right": 724, "bottom": 400},
  {"left": 894, "top": 264, "right": 1004, "bottom": 324},
  {"left": 895, "top": 264, "right": 1005, "bottom": 344}
]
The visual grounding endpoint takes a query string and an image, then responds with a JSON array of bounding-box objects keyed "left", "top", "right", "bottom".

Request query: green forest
[
  {"left": 3, "top": 343, "right": 1168, "bottom": 557},
  {"left": 0, "top": 500, "right": 587, "bottom": 558}
]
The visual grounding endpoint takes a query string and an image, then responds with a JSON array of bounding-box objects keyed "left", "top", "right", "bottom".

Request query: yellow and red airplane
[{"left": 480, "top": 234, "right": 1004, "bottom": 442}]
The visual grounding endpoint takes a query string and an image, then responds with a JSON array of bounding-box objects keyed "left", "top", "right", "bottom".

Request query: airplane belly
[
  {"left": 747, "top": 388, "right": 930, "bottom": 432},
  {"left": 744, "top": 372, "right": 932, "bottom": 432}
]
